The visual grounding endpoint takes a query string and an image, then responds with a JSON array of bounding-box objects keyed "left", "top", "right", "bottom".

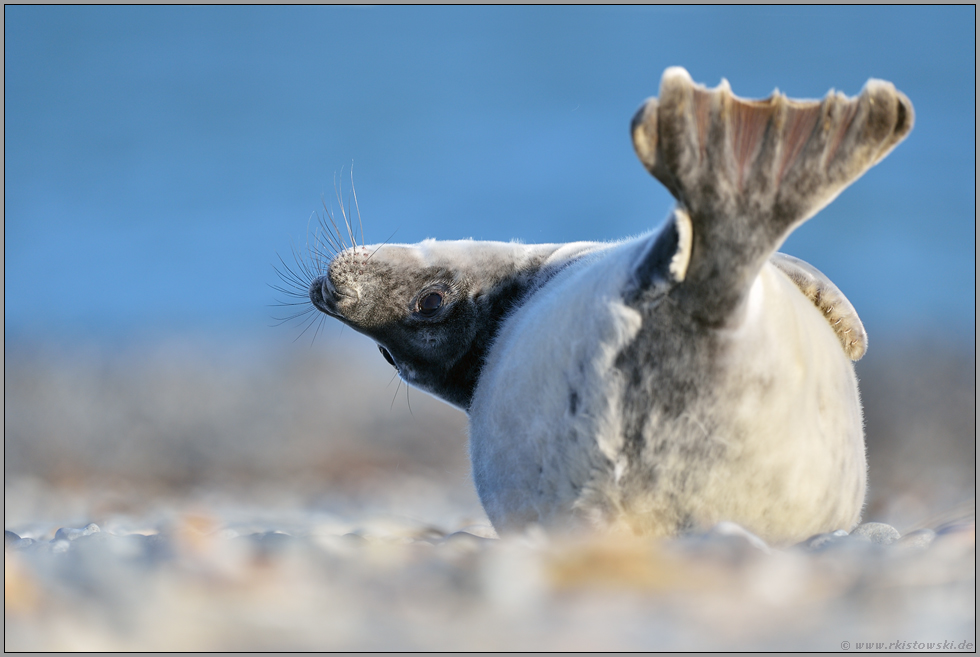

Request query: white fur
[
  {"left": 690, "top": 264, "right": 866, "bottom": 541},
  {"left": 468, "top": 235, "right": 865, "bottom": 543},
  {"left": 468, "top": 237, "right": 647, "bottom": 531}
]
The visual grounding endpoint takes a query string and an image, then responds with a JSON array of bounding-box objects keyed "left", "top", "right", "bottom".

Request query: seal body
[
  {"left": 304, "top": 67, "right": 913, "bottom": 546},
  {"left": 469, "top": 241, "right": 865, "bottom": 543}
]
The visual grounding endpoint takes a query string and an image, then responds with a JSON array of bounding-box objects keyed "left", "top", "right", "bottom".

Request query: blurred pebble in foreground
[
  {"left": 3, "top": 513, "right": 975, "bottom": 651},
  {"left": 4, "top": 333, "right": 975, "bottom": 650}
]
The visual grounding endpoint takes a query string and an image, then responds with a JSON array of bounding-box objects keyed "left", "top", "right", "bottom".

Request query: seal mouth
[{"left": 378, "top": 344, "right": 397, "bottom": 368}]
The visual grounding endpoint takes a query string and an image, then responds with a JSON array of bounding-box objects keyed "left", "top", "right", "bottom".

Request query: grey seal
[{"left": 295, "top": 67, "right": 913, "bottom": 545}]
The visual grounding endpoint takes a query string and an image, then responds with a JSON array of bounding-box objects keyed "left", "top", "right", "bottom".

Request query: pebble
[
  {"left": 50, "top": 539, "right": 72, "bottom": 553},
  {"left": 706, "top": 521, "right": 772, "bottom": 554},
  {"left": 53, "top": 522, "right": 101, "bottom": 542},
  {"left": 244, "top": 530, "right": 296, "bottom": 558},
  {"left": 931, "top": 519, "right": 976, "bottom": 551},
  {"left": 440, "top": 531, "right": 494, "bottom": 553},
  {"left": 673, "top": 521, "right": 772, "bottom": 562},
  {"left": 3, "top": 523, "right": 175, "bottom": 557},
  {"left": 341, "top": 532, "right": 369, "bottom": 545},
  {"left": 850, "top": 522, "right": 901, "bottom": 545},
  {"left": 936, "top": 519, "right": 975, "bottom": 537},
  {"left": 134, "top": 533, "right": 172, "bottom": 560},
  {"left": 896, "top": 529, "right": 936, "bottom": 550},
  {"left": 4, "top": 530, "right": 37, "bottom": 551},
  {"left": 4, "top": 507, "right": 974, "bottom": 652},
  {"left": 800, "top": 529, "right": 850, "bottom": 552}
]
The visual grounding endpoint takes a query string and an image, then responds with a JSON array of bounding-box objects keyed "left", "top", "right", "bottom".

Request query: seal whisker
[
  {"left": 290, "top": 236, "right": 322, "bottom": 285},
  {"left": 276, "top": 250, "right": 313, "bottom": 288},
  {"left": 320, "top": 197, "right": 349, "bottom": 254},
  {"left": 271, "top": 265, "right": 314, "bottom": 310},
  {"left": 307, "top": 211, "right": 337, "bottom": 259},
  {"left": 270, "top": 267, "right": 305, "bottom": 297},
  {"left": 317, "top": 203, "right": 347, "bottom": 255},
  {"left": 269, "top": 295, "right": 314, "bottom": 308},
  {"left": 350, "top": 163, "right": 365, "bottom": 249},
  {"left": 333, "top": 172, "right": 358, "bottom": 252},
  {"left": 287, "top": 310, "right": 321, "bottom": 344},
  {"left": 268, "top": 290, "right": 311, "bottom": 305},
  {"left": 308, "top": 313, "right": 329, "bottom": 347},
  {"left": 273, "top": 264, "right": 316, "bottom": 301},
  {"left": 271, "top": 309, "right": 317, "bottom": 328},
  {"left": 385, "top": 369, "right": 400, "bottom": 390},
  {"left": 270, "top": 306, "right": 317, "bottom": 325},
  {"left": 307, "top": 238, "right": 338, "bottom": 270},
  {"left": 365, "top": 229, "right": 399, "bottom": 263},
  {"left": 309, "top": 225, "right": 338, "bottom": 263},
  {"left": 391, "top": 378, "right": 403, "bottom": 411},
  {"left": 304, "top": 215, "right": 337, "bottom": 282}
]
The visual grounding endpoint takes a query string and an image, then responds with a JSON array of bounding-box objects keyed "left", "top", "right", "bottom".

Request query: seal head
[{"left": 309, "top": 239, "right": 604, "bottom": 409}]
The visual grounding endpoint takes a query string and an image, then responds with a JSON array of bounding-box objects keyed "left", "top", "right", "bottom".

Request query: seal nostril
[
  {"left": 308, "top": 274, "right": 358, "bottom": 316},
  {"left": 308, "top": 277, "right": 322, "bottom": 304},
  {"left": 309, "top": 275, "right": 342, "bottom": 314},
  {"left": 307, "top": 276, "right": 326, "bottom": 302}
]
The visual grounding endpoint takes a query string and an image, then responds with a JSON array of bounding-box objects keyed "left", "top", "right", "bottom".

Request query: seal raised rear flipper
[
  {"left": 770, "top": 252, "right": 868, "bottom": 361},
  {"left": 630, "top": 67, "right": 913, "bottom": 324}
]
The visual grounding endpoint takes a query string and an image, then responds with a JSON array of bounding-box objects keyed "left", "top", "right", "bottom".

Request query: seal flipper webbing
[{"left": 630, "top": 67, "right": 913, "bottom": 325}]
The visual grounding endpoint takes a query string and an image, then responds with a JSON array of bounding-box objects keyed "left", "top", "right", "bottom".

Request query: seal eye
[
  {"left": 417, "top": 291, "right": 443, "bottom": 317},
  {"left": 378, "top": 345, "right": 396, "bottom": 368}
]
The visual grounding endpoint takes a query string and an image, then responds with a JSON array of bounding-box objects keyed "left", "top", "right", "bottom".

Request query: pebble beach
[
  {"left": 5, "top": 336, "right": 976, "bottom": 650},
  {"left": 4, "top": 495, "right": 975, "bottom": 651}
]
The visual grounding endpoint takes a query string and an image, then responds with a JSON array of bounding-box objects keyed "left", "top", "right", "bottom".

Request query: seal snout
[
  {"left": 309, "top": 274, "right": 356, "bottom": 316},
  {"left": 308, "top": 275, "right": 333, "bottom": 314}
]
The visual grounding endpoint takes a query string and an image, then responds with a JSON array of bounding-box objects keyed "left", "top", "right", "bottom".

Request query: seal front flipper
[
  {"left": 770, "top": 252, "right": 868, "bottom": 361},
  {"left": 630, "top": 67, "right": 913, "bottom": 324}
]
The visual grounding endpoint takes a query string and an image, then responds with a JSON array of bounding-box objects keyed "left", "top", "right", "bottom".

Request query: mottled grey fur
[
  {"left": 305, "top": 68, "right": 913, "bottom": 545},
  {"left": 310, "top": 239, "right": 603, "bottom": 409}
]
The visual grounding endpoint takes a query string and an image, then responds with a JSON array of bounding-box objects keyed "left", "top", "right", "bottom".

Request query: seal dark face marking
[{"left": 309, "top": 239, "right": 604, "bottom": 410}]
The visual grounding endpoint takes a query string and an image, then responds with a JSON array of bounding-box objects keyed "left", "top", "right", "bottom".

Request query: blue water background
[{"left": 5, "top": 6, "right": 975, "bottom": 347}]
